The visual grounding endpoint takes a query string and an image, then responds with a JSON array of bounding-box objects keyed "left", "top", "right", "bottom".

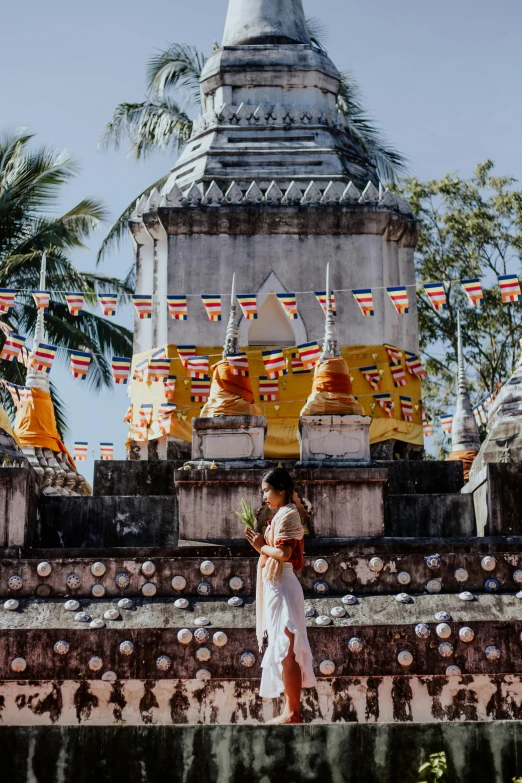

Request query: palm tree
[
  {"left": 99, "top": 21, "right": 407, "bottom": 262},
  {"left": 0, "top": 130, "right": 133, "bottom": 433}
]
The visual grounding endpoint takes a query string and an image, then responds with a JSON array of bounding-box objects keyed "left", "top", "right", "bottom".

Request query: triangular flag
[
  {"left": 0, "top": 333, "right": 26, "bottom": 362},
  {"left": 237, "top": 295, "right": 258, "bottom": 321},
  {"left": 32, "top": 343, "right": 57, "bottom": 373},
  {"left": 111, "top": 357, "right": 132, "bottom": 385},
  {"left": 423, "top": 412, "right": 433, "bottom": 436},
  {"left": 374, "top": 393, "right": 394, "bottom": 416},
  {"left": 0, "top": 289, "right": 16, "bottom": 314},
  {"left": 201, "top": 295, "right": 222, "bottom": 322},
  {"left": 387, "top": 286, "right": 410, "bottom": 315},
  {"left": 440, "top": 415, "right": 453, "bottom": 435},
  {"left": 461, "top": 279, "right": 484, "bottom": 307},
  {"left": 360, "top": 366, "right": 381, "bottom": 391},
  {"left": 390, "top": 364, "right": 408, "bottom": 388},
  {"left": 65, "top": 292, "right": 84, "bottom": 316},
  {"left": 353, "top": 289, "right": 375, "bottom": 316},
  {"left": 167, "top": 295, "right": 188, "bottom": 321},
  {"left": 70, "top": 350, "right": 92, "bottom": 380},
  {"left": 191, "top": 377, "right": 211, "bottom": 402},
  {"left": 498, "top": 274, "right": 522, "bottom": 304},
  {"left": 177, "top": 345, "right": 196, "bottom": 367},
  {"left": 424, "top": 283, "right": 447, "bottom": 312},
  {"left": 148, "top": 357, "right": 171, "bottom": 381},
  {"left": 32, "top": 291, "right": 51, "bottom": 313},
  {"left": 276, "top": 293, "right": 298, "bottom": 320},
  {"left": 290, "top": 352, "right": 310, "bottom": 374},
  {"left": 99, "top": 294, "right": 118, "bottom": 316},
  {"left": 186, "top": 356, "right": 209, "bottom": 379},
  {"left": 227, "top": 353, "right": 250, "bottom": 377},
  {"left": 123, "top": 405, "right": 133, "bottom": 424},
  {"left": 400, "top": 395, "right": 414, "bottom": 422},
  {"left": 405, "top": 351, "right": 428, "bottom": 381},
  {"left": 74, "top": 442, "right": 89, "bottom": 461},
  {"left": 139, "top": 403, "right": 154, "bottom": 427},
  {"left": 314, "top": 291, "right": 337, "bottom": 316},
  {"left": 384, "top": 344, "right": 403, "bottom": 364},
  {"left": 163, "top": 375, "right": 177, "bottom": 401},
  {"left": 259, "top": 376, "right": 279, "bottom": 401},
  {"left": 132, "top": 295, "right": 153, "bottom": 319},
  {"left": 262, "top": 349, "right": 287, "bottom": 379},
  {"left": 100, "top": 443, "right": 114, "bottom": 461},
  {"left": 133, "top": 358, "right": 148, "bottom": 382},
  {"left": 3, "top": 381, "right": 20, "bottom": 409},
  {"left": 297, "top": 341, "right": 322, "bottom": 370}
]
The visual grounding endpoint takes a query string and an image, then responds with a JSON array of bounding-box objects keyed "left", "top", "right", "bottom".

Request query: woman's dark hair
[{"left": 262, "top": 467, "right": 294, "bottom": 505}]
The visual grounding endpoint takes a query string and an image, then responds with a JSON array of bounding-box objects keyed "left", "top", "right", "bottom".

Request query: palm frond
[
  {"left": 305, "top": 17, "right": 330, "bottom": 50},
  {"left": 146, "top": 43, "right": 206, "bottom": 106},
  {"left": 96, "top": 173, "right": 169, "bottom": 265},
  {"left": 338, "top": 71, "right": 408, "bottom": 183}
]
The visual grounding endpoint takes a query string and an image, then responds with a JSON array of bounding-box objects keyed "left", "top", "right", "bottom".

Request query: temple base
[
  {"left": 192, "top": 416, "right": 267, "bottom": 461},
  {"left": 299, "top": 415, "right": 371, "bottom": 462}
]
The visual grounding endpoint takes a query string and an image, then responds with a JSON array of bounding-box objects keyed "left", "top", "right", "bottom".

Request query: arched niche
[{"left": 238, "top": 272, "right": 307, "bottom": 347}]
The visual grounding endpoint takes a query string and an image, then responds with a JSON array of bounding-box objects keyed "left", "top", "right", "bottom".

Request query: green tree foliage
[
  {"left": 0, "top": 130, "right": 133, "bottom": 434},
  {"left": 417, "top": 752, "right": 448, "bottom": 782},
  {"left": 99, "top": 20, "right": 406, "bottom": 262},
  {"left": 398, "top": 162, "right": 522, "bottom": 456}
]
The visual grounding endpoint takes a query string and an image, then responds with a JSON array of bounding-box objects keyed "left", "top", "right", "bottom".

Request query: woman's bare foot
[{"left": 266, "top": 711, "right": 303, "bottom": 725}]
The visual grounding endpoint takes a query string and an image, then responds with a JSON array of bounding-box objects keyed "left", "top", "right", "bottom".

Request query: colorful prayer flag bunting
[
  {"left": 19, "top": 386, "right": 31, "bottom": 406},
  {"left": 100, "top": 443, "right": 114, "bottom": 460},
  {"left": 158, "top": 402, "right": 177, "bottom": 417},
  {"left": 440, "top": 415, "right": 453, "bottom": 435},
  {"left": 0, "top": 321, "right": 13, "bottom": 336},
  {"left": 374, "top": 393, "right": 394, "bottom": 416},
  {"left": 473, "top": 407, "right": 482, "bottom": 427},
  {"left": 262, "top": 348, "right": 287, "bottom": 379},
  {"left": 498, "top": 274, "right": 522, "bottom": 304},
  {"left": 0, "top": 332, "right": 26, "bottom": 362},
  {"left": 390, "top": 363, "right": 408, "bottom": 387},
  {"left": 297, "top": 341, "right": 322, "bottom": 370},
  {"left": 177, "top": 345, "right": 196, "bottom": 367},
  {"left": 314, "top": 291, "right": 337, "bottom": 316},
  {"left": 259, "top": 376, "right": 279, "bottom": 402},
  {"left": 163, "top": 375, "right": 177, "bottom": 400},
  {"left": 32, "top": 290, "right": 51, "bottom": 313},
  {"left": 360, "top": 365, "right": 381, "bottom": 391},
  {"left": 276, "top": 293, "right": 299, "bottom": 320},
  {"left": 387, "top": 286, "right": 410, "bottom": 315},
  {"left": 139, "top": 403, "right": 154, "bottom": 427},
  {"left": 0, "top": 289, "right": 16, "bottom": 314},
  {"left": 423, "top": 413, "right": 434, "bottom": 437},
  {"left": 461, "top": 279, "right": 485, "bottom": 307},
  {"left": 133, "top": 358, "right": 148, "bottom": 382},
  {"left": 74, "top": 442, "right": 89, "bottom": 461},
  {"left": 478, "top": 403, "right": 487, "bottom": 424},
  {"left": 123, "top": 406, "right": 133, "bottom": 424},
  {"left": 405, "top": 352, "right": 428, "bottom": 381},
  {"left": 158, "top": 402, "right": 177, "bottom": 435},
  {"left": 111, "top": 357, "right": 132, "bottom": 385},
  {"left": 201, "top": 295, "right": 222, "bottom": 322},
  {"left": 424, "top": 283, "right": 447, "bottom": 312},
  {"left": 400, "top": 395, "right": 414, "bottom": 422},
  {"left": 353, "top": 289, "right": 375, "bottom": 317},
  {"left": 237, "top": 295, "right": 258, "bottom": 321},
  {"left": 32, "top": 343, "right": 57, "bottom": 373},
  {"left": 69, "top": 350, "right": 92, "bottom": 380},
  {"left": 186, "top": 356, "right": 210, "bottom": 379},
  {"left": 227, "top": 353, "right": 250, "bottom": 377},
  {"left": 191, "top": 377, "right": 211, "bottom": 403},
  {"left": 290, "top": 352, "right": 310, "bottom": 374},
  {"left": 167, "top": 295, "right": 188, "bottom": 321},
  {"left": 99, "top": 294, "right": 118, "bottom": 316},
  {"left": 132, "top": 295, "right": 153, "bottom": 319},
  {"left": 65, "top": 292, "right": 84, "bottom": 316},
  {"left": 148, "top": 357, "right": 171, "bottom": 381},
  {"left": 384, "top": 344, "right": 403, "bottom": 364},
  {"left": 4, "top": 382, "right": 20, "bottom": 409}
]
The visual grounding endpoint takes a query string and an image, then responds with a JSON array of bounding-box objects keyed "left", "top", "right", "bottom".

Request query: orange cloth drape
[
  {"left": 300, "top": 358, "right": 364, "bottom": 417},
  {"left": 200, "top": 360, "right": 262, "bottom": 418},
  {"left": 14, "top": 388, "right": 75, "bottom": 465},
  {"left": 447, "top": 450, "right": 479, "bottom": 482}
]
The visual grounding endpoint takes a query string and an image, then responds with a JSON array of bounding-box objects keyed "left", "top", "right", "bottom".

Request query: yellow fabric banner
[{"left": 128, "top": 344, "right": 424, "bottom": 457}]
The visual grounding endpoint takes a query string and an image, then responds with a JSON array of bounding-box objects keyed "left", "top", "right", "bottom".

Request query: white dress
[{"left": 260, "top": 561, "right": 318, "bottom": 698}]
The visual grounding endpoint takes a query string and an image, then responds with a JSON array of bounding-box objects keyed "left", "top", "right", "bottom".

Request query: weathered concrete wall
[
  {"left": 487, "top": 463, "right": 522, "bottom": 536},
  {"left": 0, "top": 468, "right": 39, "bottom": 547},
  {"left": 35, "top": 496, "right": 178, "bottom": 548},
  {"left": 93, "top": 461, "right": 179, "bottom": 497},
  {"left": 386, "top": 494, "right": 475, "bottom": 537},
  {"left": 383, "top": 460, "right": 464, "bottom": 495},
  {"left": 0, "top": 675, "right": 521, "bottom": 726},
  {"left": 1, "top": 722, "right": 522, "bottom": 782}
]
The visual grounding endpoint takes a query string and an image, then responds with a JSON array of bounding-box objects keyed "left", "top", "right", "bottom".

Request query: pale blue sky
[{"left": 2, "top": 0, "right": 521, "bottom": 479}]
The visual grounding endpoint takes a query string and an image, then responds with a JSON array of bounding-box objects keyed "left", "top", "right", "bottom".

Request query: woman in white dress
[{"left": 245, "top": 467, "right": 317, "bottom": 724}]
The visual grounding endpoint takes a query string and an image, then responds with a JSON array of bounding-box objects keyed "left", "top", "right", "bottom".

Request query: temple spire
[
  {"left": 322, "top": 263, "right": 340, "bottom": 360},
  {"left": 450, "top": 312, "right": 480, "bottom": 452},
  {"left": 222, "top": 0, "right": 312, "bottom": 47},
  {"left": 26, "top": 252, "right": 49, "bottom": 392},
  {"left": 223, "top": 273, "right": 239, "bottom": 357}
]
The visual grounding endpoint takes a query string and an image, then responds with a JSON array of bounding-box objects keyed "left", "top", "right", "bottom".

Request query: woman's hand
[{"left": 245, "top": 527, "right": 264, "bottom": 553}]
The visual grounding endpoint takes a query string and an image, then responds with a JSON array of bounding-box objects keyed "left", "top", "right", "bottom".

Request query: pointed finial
[
  {"left": 457, "top": 310, "right": 467, "bottom": 396},
  {"left": 451, "top": 310, "right": 480, "bottom": 452},
  {"left": 223, "top": 273, "right": 239, "bottom": 358},
  {"left": 27, "top": 252, "right": 50, "bottom": 392},
  {"left": 321, "top": 263, "right": 340, "bottom": 360}
]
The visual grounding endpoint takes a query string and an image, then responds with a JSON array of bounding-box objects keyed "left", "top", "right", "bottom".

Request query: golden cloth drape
[
  {"left": 200, "top": 360, "right": 262, "bottom": 417},
  {"left": 14, "top": 388, "right": 75, "bottom": 465},
  {"left": 447, "top": 449, "right": 479, "bottom": 482},
  {"left": 129, "top": 344, "right": 424, "bottom": 455},
  {"left": 300, "top": 357, "right": 364, "bottom": 417},
  {"left": 0, "top": 403, "right": 16, "bottom": 440}
]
